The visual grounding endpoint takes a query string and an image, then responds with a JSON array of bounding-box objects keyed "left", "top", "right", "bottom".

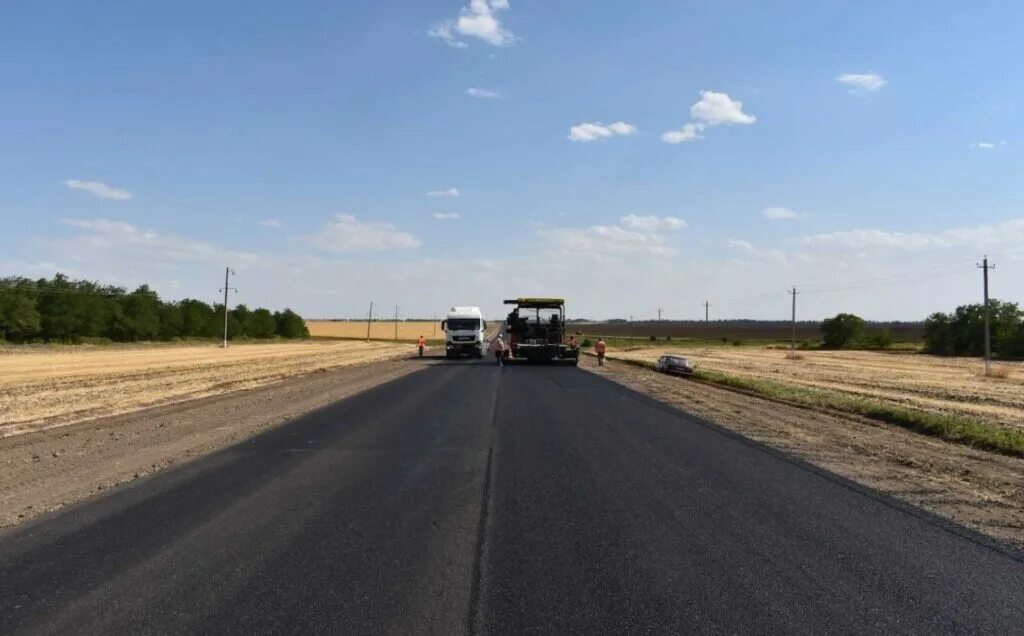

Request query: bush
[
  {"left": 864, "top": 328, "right": 894, "bottom": 349},
  {"left": 732, "top": 339, "right": 743, "bottom": 346},
  {"left": 665, "top": 335, "right": 672, "bottom": 341},
  {"left": 581, "top": 338, "right": 592, "bottom": 347},
  {"left": 649, "top": 335, "right": 657, "bottom": 341},
  {"left": 821, "top": 313, "right": 864, "bottom": 349}
]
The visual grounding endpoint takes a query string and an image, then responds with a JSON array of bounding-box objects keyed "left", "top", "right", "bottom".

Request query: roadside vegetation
[
  {"left": 0, "top": 274, "right": 308, "bottom": 344},
  {"left": 604, "top": 355, "right": 1024, "bottom": 457}
]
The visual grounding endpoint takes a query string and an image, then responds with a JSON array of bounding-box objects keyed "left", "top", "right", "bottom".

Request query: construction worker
[
  {"left": 595, "top": 337, "right": 607, "bottom": 366},
  {"left": 567, "top": 335, "right": 578, "bottom": 350},
  {"left": 417, "top": 335, "right": 425, "bottom": 358},
  {"left": 492, "top": 335, "right": 505, "bottom": 367}
]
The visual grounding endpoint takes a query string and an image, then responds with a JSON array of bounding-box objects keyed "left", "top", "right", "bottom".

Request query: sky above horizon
[{"left": 2, "top": 1, "right": 1023, "bottom": 321}]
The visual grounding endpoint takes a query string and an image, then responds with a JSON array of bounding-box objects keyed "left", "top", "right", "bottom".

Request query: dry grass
[
  {"left": 609, "top": 346, "right": 1024, "bottom": 433},
  {"left": 0, "top": 340, "right": 415, "bottom": 437},
  {"left": 307, "top": 320, "right": 443, "bottom": 341},
  {"left": 984, "top": 364, "right": 1014, "bottom": 379}
]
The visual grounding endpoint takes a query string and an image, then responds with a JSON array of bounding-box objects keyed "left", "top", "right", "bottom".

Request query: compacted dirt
[
  {"left": 0, "top": 341, "right": 414, "bottom": 437},
  {"left": 612, "top": 347, "right": 1024, "bottom": 432},
  {"left": 583, "top": 356, "right": 1024, "bottom": 548},
  {"left": 0, "top": 358, "right": 423, "bottom": 527}
]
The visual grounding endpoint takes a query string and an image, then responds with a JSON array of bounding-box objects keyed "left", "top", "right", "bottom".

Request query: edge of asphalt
[{"left": 577, "top": 361, "right": 1024, "bottom": 564}]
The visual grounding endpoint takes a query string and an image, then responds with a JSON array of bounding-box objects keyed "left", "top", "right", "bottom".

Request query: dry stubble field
[
  {"left": 307, "top": 320, "right": 444, "bottom": 340},
  {"left": 0, "top": 341, "right": 415, "bottom": 437},
  {"left": 611, "top": 347, "right": 1024, "bottom": 432}
]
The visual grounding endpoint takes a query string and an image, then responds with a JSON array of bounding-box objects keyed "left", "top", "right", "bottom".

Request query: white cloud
[
  {"left": 971, "top": 141, "right": 1006, "bottom": 149},
  {"left": 64, "top": 179, "right": 133, "bottom": 201},
  {"left": 568, "top": 121, "right": 637, "bottom": 142},
  {"left": 803, "top": 218, "right": 1024, "bottom": 251},
  {"left": 429, "top": 0, "right": 516, "bottom": 48},
  {"left": 662, "top": 91, "right": 754, "bottom": 144},
  {"left": 258, "top": 219, "right": 283, "bottom": 228},
  {"left": 59, "top": 218, "right": 257, "bottom": 266},
  {"left": 661, "top": 123, "right": 704, "bottom": 144},
  {"left": 836, "top": 73, "right": 886, "bottom": 93},
  {"left": 619, "top": 214, "right": 688, "bottom": 231},
  {"left": 762, "top": 207, "right": 803, "bottom": 220},
  {"left": 426, "top": 187, "right": 460, "bottom": 197},
  {"left": 433, "top": 212, "right": 460, "bottom": 220},
  {"left": 466, "top": 87, "right": 501, "bottom": 99},
  {"left": 727, "top": 238, "right": 787, "bottom": 261},
  {"left": 306, "top": 214, "right": 421, "bottom": 252},
  {"left": 690, "top": 91, "right": 756, "bottom": 126}
]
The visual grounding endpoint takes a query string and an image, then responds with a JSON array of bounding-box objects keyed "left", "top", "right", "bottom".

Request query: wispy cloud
[
  {"left": 59, "top": 218, "right": 257, "bottom": 265},
  {"left": 466, "top": 87, "right": 501, "bottom": 99},
  {"left": 306, "top": 214, "right": 421, "bottom": 252},
  {"left": 429, "top": 0, "right": 516, "bottom": 48},
  {"left": 257, "top": 219, "right": 283, "bottom": 228},
  {"left": 64, "top": 179, "right": 133, "bottom": 201},
  {"left": 727, "top": 238, "right": 787, "bottom": 261},
  {"left": 803, "top": 219, "right": 1024, "bottom": 251},
  {"left": 836, "top": 73, "right": 886, "bottom": 93},
  {"left": 762, "top": 207, "right": 803, "bottom": 220},
  {"left": 619, "top": 214, "right": 687, "bottom": 231},
  {"left": 568, "top": 121, "right": 637, "bottom": 142},
  {"left": 426, "top": 187, "right": 460, "bottom": 198},
  {"left": 971, "top": 140, "right": 1005, "bottom": 150},
  {"left": 433, "top": 212, "right": 460, "bottom": 220},
  {"left": 662, "top": 90, "right": 755, "bottom": 144}
]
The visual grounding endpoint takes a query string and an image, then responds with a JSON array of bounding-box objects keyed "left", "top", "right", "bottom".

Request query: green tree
[
  {"left": 231, "top": 304, "right": 252, "bottom": 338},
  {"left": 821, "top": 313, "right": 864, "bottom": 349},
  {"left": 0, "top": 279, "right": 41, "bottom": 342},
  {"left": 180, "top": 299, "right": 216, "bottom": 337},
  {"left": 274, "top": 308, "right": 308, "bottom": 339},
  {"left": 923, "top": 312, "right": 953, "bottom": 355},
  {"left": 248, "top": 308, "right": 277, "bottom": 338},
  {"left": 159, "top": 303, "right": 185, "bottom": 339},
  {"left": 113, "top": 285, "right": 161, "bottom": 341}
]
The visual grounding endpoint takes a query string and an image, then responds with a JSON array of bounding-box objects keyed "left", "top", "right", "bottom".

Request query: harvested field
[
  {"left": 579, "top": 320, "right": 924, "bottom": 342},
  {"left": 610, "top": 347, "right": 1024, "bottom": 432},
  {"left": 307, "top": 320, "right": 443, "bottom": 340},
  {"left": 0, "top": 341, "right": 415, "bottom": 437}
]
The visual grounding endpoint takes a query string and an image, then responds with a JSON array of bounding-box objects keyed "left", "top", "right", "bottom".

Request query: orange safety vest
[
  {"left": 595, "top": 341, "right": 606, "bottom": 354},
  {"left": 418, "top": 337, "right": 425, "bottom": 347}
]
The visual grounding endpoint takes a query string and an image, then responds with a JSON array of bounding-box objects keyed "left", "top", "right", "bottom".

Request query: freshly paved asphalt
[{"left": 1, "top": 360, "right": 1022, "bottom": 634}]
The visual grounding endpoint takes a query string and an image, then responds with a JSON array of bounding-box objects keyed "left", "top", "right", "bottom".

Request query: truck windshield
[{"left": 447, "top": 319, "right": 480, "bottom": 331}]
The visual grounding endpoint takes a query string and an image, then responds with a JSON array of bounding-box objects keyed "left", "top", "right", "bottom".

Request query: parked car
[{"left": 654, "top": 355, "right": 694, "bottom": 376}]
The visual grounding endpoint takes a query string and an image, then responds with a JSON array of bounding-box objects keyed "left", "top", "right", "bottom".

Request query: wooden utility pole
[
  {"left": 978, "top": 256, "right": 996, "bottom": 375},
  {"left": 394, "top": 305, "right": 399, "bottom": 341},
  {"left": 366, "top": 301, "right": 374, "bottom": 341},
  {"left": 219, "top": 267, "right": 235, "bottom": 348},
  {"left": 788, "top": 287, "right": 799, "bottom": 355}
]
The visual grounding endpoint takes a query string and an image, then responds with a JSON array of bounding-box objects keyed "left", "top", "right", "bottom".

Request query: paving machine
[{"left": 503, "top": 297, "right": 579, "bottom": 365}]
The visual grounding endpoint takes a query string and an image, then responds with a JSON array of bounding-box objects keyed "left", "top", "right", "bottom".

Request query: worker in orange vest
[
  {"left": 417, "top": 335, "right": 425, "bottom": 358},
  {"left": 595, "top": 337, "right": 607, "bottom": 366}
]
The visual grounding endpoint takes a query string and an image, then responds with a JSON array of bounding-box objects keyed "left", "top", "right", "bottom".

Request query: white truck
[{"left": 441, "top": 306, "right": 487, "bottom": 359}]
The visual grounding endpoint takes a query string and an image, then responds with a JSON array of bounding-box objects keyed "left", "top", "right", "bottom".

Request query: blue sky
[{"left": 2, "top": 1, "right": 1022, "bottom": 320}]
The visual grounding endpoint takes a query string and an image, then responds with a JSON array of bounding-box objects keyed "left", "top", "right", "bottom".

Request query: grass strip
[{"left": 603, "top": 355, "right": 1024, "bottom": 458}]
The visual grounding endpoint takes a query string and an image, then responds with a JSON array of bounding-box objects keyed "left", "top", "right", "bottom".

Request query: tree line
[
  {"left": 821, "top": 300, "right": 1024, "bottom": 358},
  {"left": 0, "top": 274, "right": 309, "bottom": 344}
]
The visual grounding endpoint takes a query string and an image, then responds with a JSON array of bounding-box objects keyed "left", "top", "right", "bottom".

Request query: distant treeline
[
  {"left": 0, "top": 274, "right": 309, "bottom": 344},
  {"left": 924, "top": 300, "right": 1024, "bottom": 358}
]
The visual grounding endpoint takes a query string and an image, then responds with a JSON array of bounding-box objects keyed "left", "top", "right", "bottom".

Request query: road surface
[{"left": 1, "top": 360, "right": 1022, "bottom": 634}]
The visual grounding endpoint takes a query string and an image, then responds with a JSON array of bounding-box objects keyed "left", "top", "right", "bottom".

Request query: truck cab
[{"left": 441, "top": 306, "right": 486, "bottom": 359}]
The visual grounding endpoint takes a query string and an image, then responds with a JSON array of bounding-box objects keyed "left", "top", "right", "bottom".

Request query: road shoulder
[
  {"left": 581, "top": 355, "right": 1024, "bottom": 548},
  {"left": 0, "top": 358, "right": 423, "bottom": 528}
]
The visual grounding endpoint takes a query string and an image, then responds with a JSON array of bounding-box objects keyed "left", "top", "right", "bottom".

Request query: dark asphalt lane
[{"left": 1, "top": 362, "right": 1022, "bottom": 634}]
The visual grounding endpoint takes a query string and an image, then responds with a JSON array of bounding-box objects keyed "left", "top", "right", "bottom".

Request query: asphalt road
[{"left": 1, "top": 360, "right": 1022, "bottom": 634}]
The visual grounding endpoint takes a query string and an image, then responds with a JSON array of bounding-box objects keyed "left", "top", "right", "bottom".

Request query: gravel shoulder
[
  {"left": 582, "top": 356, "right": 1024, "bottom": 548},
  {"left": 0, "top": 358, "right": 423, "bottom": 528}
]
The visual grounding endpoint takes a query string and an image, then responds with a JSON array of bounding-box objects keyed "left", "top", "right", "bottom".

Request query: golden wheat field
[
  {"left": 307, "top": 320, "right": 444, "bottom": 340},
  {"left": 611, "top": 347, "right": 1024, "bottom": 432}
]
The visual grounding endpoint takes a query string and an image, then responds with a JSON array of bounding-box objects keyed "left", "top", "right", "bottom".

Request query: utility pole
[
  {"left": 978, "top": 256, "right": 996, "bottom": 375},
  {"left": 788, "top": 287, "right": 799, "bottom": 356},
  {"left": 433, "top": 313, "right": 437, "bottom": 337},
  {"left": 366, "top": 301, "right": 374, "bottom": 341},
  {"left": 394, "top": 305, "right": 399, "bottom": 341},
  {"left": 219, "top": 267, "right": 236, "bottom": 348},
  {"left": 658, "top": 308, "right": 662, "bottom": 324},
  {"left": 704, "top": 301, "right": 711, "bottom": 346}
]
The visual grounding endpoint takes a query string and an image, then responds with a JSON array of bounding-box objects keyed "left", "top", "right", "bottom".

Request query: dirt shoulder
[
  {"left": 0, "top": 359, "right": 422, "bottom": 528},
  {"left": 582, "top": 356, "right": 1024, "bottom": 548}
]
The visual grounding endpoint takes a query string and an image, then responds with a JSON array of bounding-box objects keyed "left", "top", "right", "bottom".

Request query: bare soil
[
  {"left": 583, "top": 356, "right": 1024, "bottom": 548},
  {"left": 0, "top": 359, "right": 422, "bottom": 528},
  {"left": 611, "top": 347, "right": 1024, "bottom": 432},
  {"left": 0, "top": 341, "right": 415, "bottom": 437}
]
